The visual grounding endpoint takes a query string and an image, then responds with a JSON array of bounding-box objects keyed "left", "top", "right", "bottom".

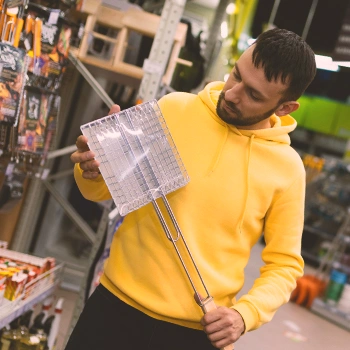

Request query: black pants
[{"left": 65, "top": 284, "right": 216, "bottom": 350}]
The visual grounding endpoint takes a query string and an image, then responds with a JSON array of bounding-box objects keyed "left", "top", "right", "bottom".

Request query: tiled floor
[
  {"left": 235, "top": 243, "right": 350, "bottom": 349},
  {"left": 55, "top": 242, "right": 350, "bottom": 349}
]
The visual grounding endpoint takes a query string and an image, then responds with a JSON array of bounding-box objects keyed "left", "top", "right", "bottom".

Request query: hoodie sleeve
[
  {"left": 232, "top": 167, "right": 305, "bottom": 332},
  {"left": 74, "top": 164, "right": 112, "bottom": 202}
]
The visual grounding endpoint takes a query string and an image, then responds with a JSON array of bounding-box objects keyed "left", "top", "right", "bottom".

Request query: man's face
[{"left": 216, "top": 45, "right": 289, "bottom": 129}]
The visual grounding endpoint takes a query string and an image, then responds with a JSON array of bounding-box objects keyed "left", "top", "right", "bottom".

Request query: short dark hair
[{"left": 251, "top": 28, "right": 316, "bottom": 101}]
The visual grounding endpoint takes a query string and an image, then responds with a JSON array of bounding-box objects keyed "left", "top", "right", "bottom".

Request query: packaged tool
[
  {"left": 26, "top": 3, "right": 72, "bottom": 92},
  {"left": 17, "top": 86, "right": 49, "bottom": 154},
  {"left": 0, "top": 43, "right": 27, "bottom": 125}
]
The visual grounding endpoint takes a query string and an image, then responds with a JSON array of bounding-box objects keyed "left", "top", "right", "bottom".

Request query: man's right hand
[{"left": 70, "top": 104, "right": 121, "bottom": 179}]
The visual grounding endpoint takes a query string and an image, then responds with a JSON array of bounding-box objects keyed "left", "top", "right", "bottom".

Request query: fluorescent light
[
  {"left": 226, "top": 3, "right": 236, "bottom": 15},
  {"left": 336, "top": 61, "right": 350, "bottom": 68},
  {"left": 221, "top": 21, "right": 228, "bottom": 38},
  {"left": 315, "top": 55, "right": 339, "bottom": 72},
  {"left": 315, "top": 54, "right": 333, "bottom": 62}
]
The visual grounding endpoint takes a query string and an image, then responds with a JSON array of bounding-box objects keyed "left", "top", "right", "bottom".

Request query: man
[{"left": 66, "top": 28, "right": 316, "bottom": 350}]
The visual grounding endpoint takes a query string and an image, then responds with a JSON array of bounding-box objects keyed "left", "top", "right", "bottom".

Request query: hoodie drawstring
[
  {"left": 239, "top": 134, "right": 255, "bottom": 234},
  {"left": 207, "top": 124, "right": 229, "bottom": 175}
]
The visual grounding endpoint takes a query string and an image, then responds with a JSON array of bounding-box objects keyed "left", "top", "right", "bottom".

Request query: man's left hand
[{"left": 200, "top": 307, "right": 245, "bottom": 349}]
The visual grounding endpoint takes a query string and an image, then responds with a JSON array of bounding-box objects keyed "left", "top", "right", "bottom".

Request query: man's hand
[
  {"left": 200, "top": 307, "right": 245, "bottom": 349},
  {"left": 70, "top": 104, "right": 120, "bottom": 179}
]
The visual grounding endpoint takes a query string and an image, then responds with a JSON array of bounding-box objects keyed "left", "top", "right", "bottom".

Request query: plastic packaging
[
  {"left": 0, "top": 43, "right": 28, "bottom": 125},
  {"left": 325, "top": 269, "right": 348, "bottom": 304},
  {"left": 337, "top": 283, "right": 350, "bottom": 313},
  {"left": 47, "top": 297, "right": 64, "bottom": 349},
  {"left": 17, "top": 87, "right": 49, "bottom": 153}
]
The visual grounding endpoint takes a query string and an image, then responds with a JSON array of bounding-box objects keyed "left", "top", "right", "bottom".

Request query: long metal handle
[
  {"left": 151, "top": 199, "right": 203, "bottom": 303},
  {"left": 160, "top": 194, "right": 210, "bottom": 297},
  {"left": 152, "top": 196, "right": 234, "bottom": 349}
]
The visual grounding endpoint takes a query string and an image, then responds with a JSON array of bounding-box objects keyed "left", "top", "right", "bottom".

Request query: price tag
[
  {"left": 24, "top": 37, "right": 32, "bottom": 51},
  {"left": 48, "top": 10, "right": 60, "bottom": 25},
  {"left": 5, "top": 163, "right": 15, "bottom": 176},
  {"left": 41, "top": 168, "right": 50, "bottom": 180}
]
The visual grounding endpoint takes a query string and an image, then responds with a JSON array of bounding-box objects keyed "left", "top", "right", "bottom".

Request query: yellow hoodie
[{"left": 74, "top": 82, "right": 305, "bottom": 333}]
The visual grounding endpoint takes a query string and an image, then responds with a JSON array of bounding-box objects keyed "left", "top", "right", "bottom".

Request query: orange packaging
[{"left": 4, "top": 272, "right": 28, "bottom": 301}]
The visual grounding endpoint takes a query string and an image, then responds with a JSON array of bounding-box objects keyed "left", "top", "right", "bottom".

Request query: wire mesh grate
[{"left": 81, "top": 100, "right": 189, "bottom": 216}]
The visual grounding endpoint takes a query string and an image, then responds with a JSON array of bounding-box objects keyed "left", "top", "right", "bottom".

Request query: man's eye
[
  {"left": 250, "top": 92, "right": 260, "bottom": 101},
  {"left": 233, "top": 72, "right": 241, "bottom": 81}
]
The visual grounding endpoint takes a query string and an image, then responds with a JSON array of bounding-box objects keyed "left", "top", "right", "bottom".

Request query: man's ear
[{"left": 275, "top": 101, "right": 300, "bottom": 116}]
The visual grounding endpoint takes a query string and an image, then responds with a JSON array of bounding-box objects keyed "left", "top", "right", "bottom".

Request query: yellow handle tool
[{"left": 12, "top": 17, "right": 23, "bottom": 47}]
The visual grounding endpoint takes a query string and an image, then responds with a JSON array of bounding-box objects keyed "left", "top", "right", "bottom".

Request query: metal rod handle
[
  {"left": 161, "top": 194, "right": 211, "bottom": 297},
  {"left": 151, "top": 200, "right": 202, "bottom": 303}
]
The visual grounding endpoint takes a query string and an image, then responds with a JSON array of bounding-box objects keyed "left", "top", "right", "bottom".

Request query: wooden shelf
[{"left": 75, "top": 3, "right": 189, "bottom": 86}]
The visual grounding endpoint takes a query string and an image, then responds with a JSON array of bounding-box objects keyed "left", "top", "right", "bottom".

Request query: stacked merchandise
[
  {"left": 0, "top": 296, "right": 64, "bottom": 349},
  {"left": 0, "top": 248, "right": 55, "bottom": 307},
  {"left": 0, "top": 248, "right": 64, "bottom": 349},
  {"left": 291, "top": 156, "right": 350, "bottom": 329},
  {"left": 0, "top": 0, "right": 75, "bottom": 213},
  {"left": 325, "top": 265, "right": 350, "bottom": 312}
]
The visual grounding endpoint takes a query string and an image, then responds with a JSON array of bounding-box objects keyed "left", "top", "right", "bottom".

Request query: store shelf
[
  {"left": 301, "top": 250, "right": 320, "bottom": 264},
  {"left": 311, "top": 297, "right": 350, "bottom": 331},
  {"left": 0, "top": 264, "right": 64, "bottom": 329},
  {"left": 303, "top": 225, "right": 335, "bottom": 240}
]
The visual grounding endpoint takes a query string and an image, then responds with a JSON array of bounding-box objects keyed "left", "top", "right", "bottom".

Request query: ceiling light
[
  {"left": 226, "top": 3, "right": 236, "bottom": 15},
  {"left": 315, "top": 55, "right": 339, "bottom": 72},
  {"left": 335, "top": 61, "right": 350, "bottom": 68},
  {"left": 221, "top": 21, "right": 228, "bottom": 38}
]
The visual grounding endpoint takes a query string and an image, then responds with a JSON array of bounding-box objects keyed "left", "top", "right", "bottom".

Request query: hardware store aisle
[{"left": 56, "top": 242, "right": 350, "bottom": 349}]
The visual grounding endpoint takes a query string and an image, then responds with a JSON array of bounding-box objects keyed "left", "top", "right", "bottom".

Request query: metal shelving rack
[
  {"left": 0, "top": 264, "right": 64, "bottom": 329},
  {"left": 306, "top": 203, "right": 350, "bottom": 330},
  {"left": 138, "top": 0, "right": 186, "bottom": 102},
  {"left": 4, "top": 0, "right": 187, "bottom": 345},
  {"left": 311, "top": 298, "right": 350, "bottom": 331},
  {"left": 310, "top": 233, "right": 350, "bottom": 331},
  {"left": 65, "top": 0, "right": 187, "bottom": 342}
]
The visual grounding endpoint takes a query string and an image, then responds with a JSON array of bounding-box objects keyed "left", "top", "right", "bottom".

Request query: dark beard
[{"left": 216, "top": 92, "right": 277, "bottom": 127}]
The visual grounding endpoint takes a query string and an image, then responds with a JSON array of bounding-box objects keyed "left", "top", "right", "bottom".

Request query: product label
[
  {"left": 48, "top": 10, "right": 60, "bottom": 25},
  {"left": 17, "top": 89, "right": 50, "bottom": 153},
  {"left": 0, "top": 44, "right": 26, "bottom": 81},
  {"left": 0, "top": 44, "right": 27, "bottom": 124},
  {"left": 41, "top": 23, "right": 59, "bottom": 52},
  {"left": 28, "top": 22, "right": 71, "bottom": 90},
  {"left": 27, "top": 94, "right": 41, "bottom": 125}
]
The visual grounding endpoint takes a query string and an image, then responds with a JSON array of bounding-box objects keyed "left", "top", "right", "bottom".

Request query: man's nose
[{"left": 225, "top": 85, "right": 241, "bottom": 105}]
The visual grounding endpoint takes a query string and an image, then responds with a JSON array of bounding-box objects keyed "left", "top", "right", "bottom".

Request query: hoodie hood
[{"left": 198, "top": 81, "right": 297, "bottom": 145}]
